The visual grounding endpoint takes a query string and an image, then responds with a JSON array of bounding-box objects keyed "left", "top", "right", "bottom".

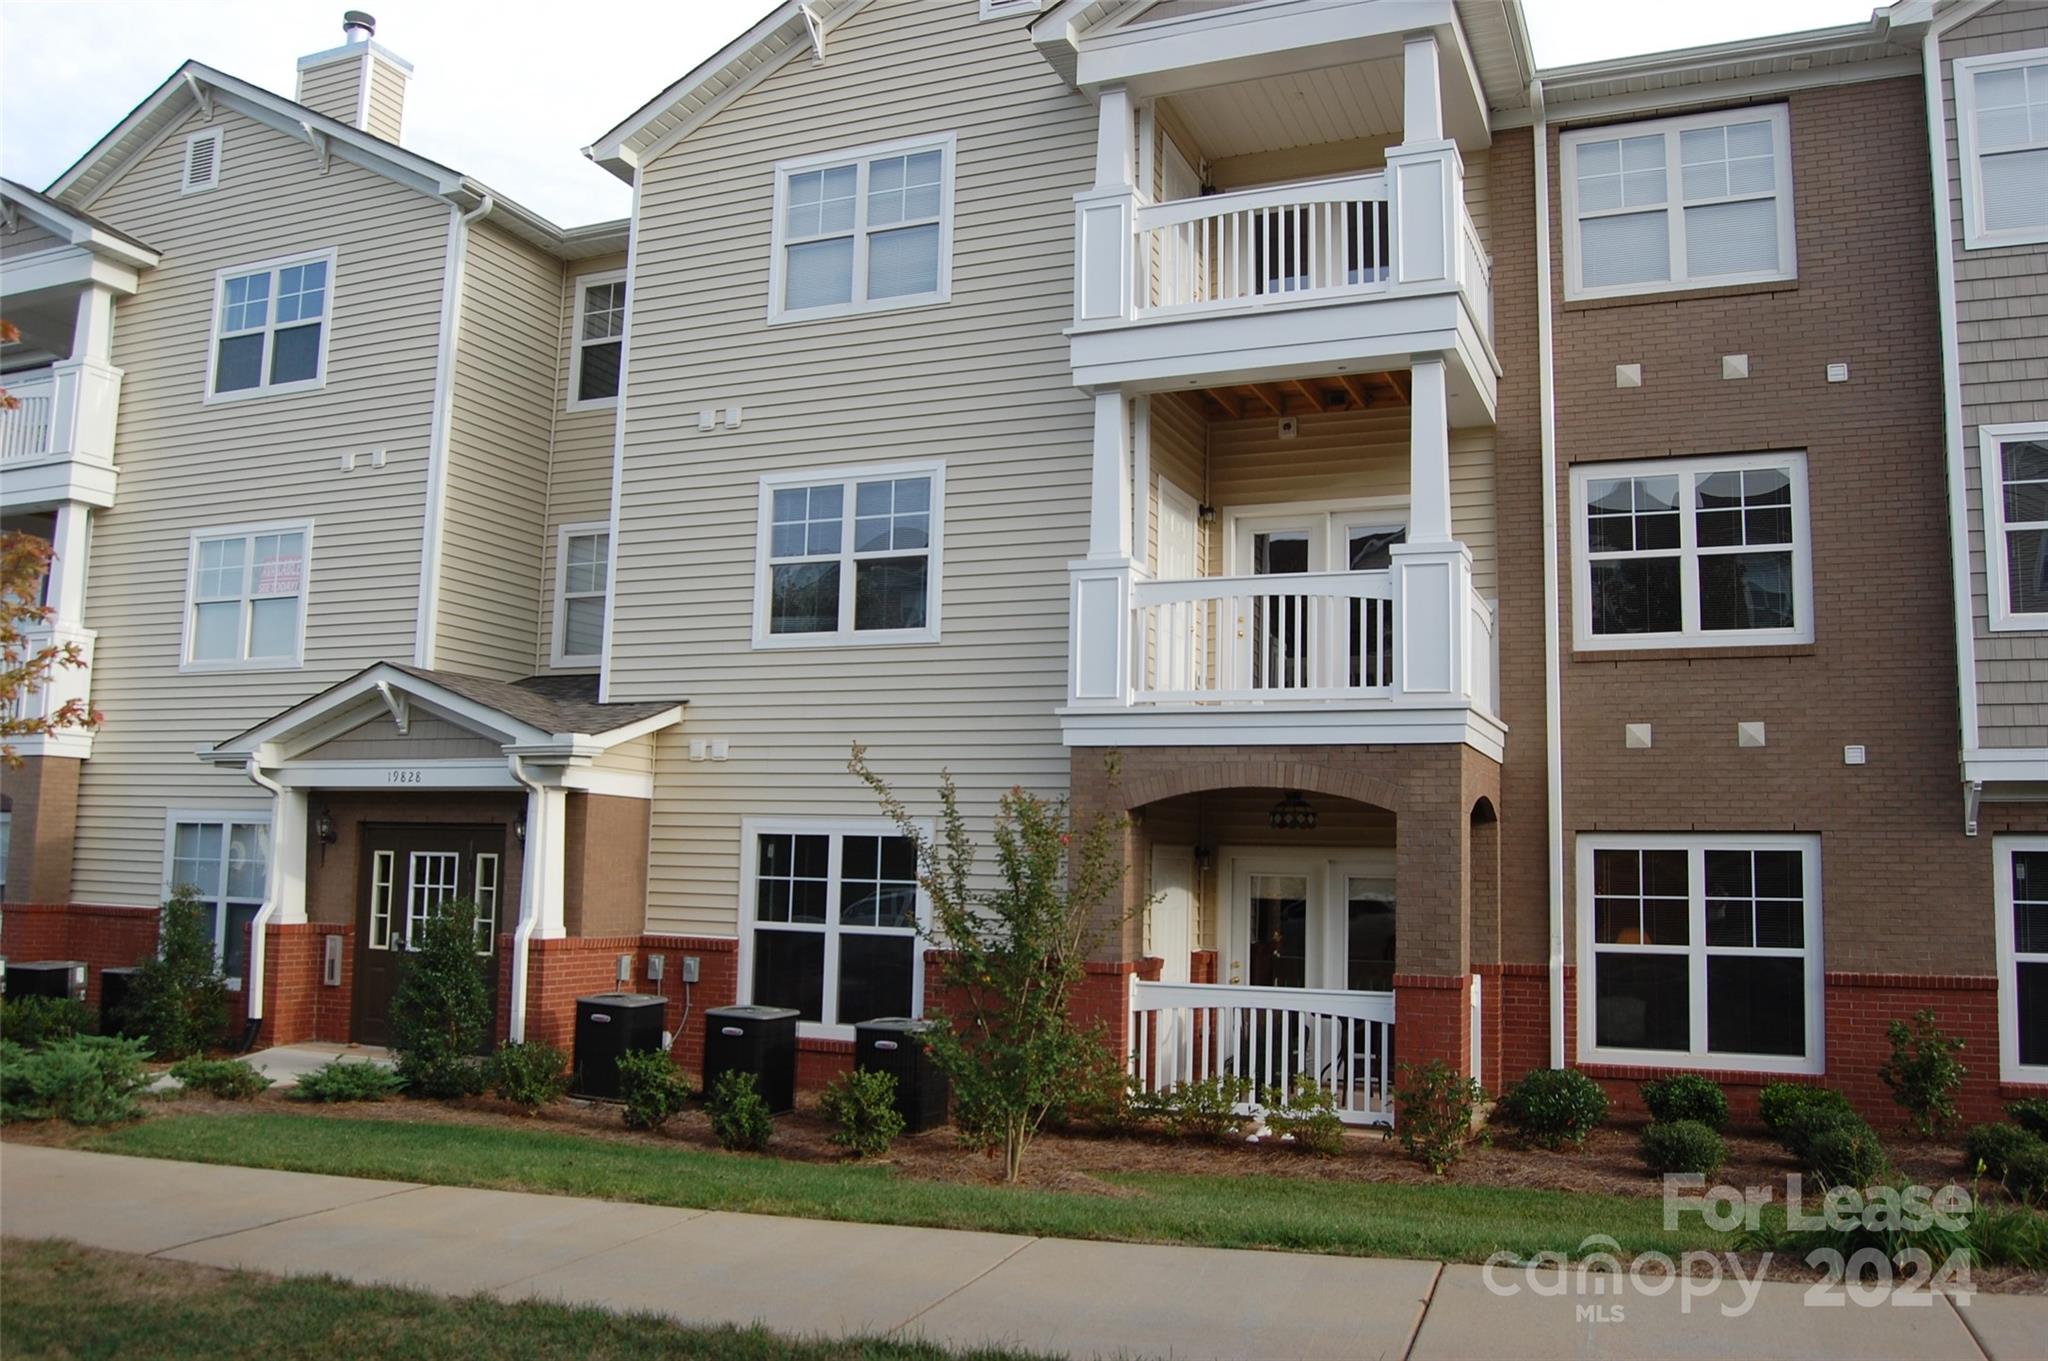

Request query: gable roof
[
  {"left": 48, "top": 60, "right": 628, "bottom": 260},
  {"left": 0, "top": 178, "right": 160, "bottom": 265},
  {"left": 585, "top": 0, "right": 873, "bottom": 180}
]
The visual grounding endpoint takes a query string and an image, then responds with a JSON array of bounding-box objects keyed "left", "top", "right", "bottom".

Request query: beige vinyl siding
[
  {"left": 613, "top": 0, "right": 1096, "bottom": 936},
  {"left": 433, "top": 221, "right": 560, "bottom": 680},
  {"left": 296, "top": 58, "right": 363, "bottom": 127},
  {"left": 0, "top": 217, "right": 65, "bottom": 261},
  {"left": 1944, "top": 4, "right": 2048, "bottom": 747},
  {"left": 592, "top": 734, "right": 655, "bottom": 777},
  {"left": 301, "top": 711, "right": 502, "bottom": 762},
  {"left": 1147, "top": 391, "right": 1206, "bottom": 570},
  {"left": 68, "top": 103, "right": 450, "bottom": 906},
  {"left": 538, "top": 251, "right": 627, "bottom": 672},
  {"left": 366, "top": 58, "right": 407, "bottom": 143}
]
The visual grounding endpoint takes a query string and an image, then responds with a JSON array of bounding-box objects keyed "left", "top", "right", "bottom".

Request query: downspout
[
  {"left": 506, "top": 751, "right": 543, "bottom": 1043},
  {"left": 412, "top": 192, "right": 494, "bottom": 668},
  {"left": 1924, "top": 7, "right": 1987, "bottom": 827},
  {"left": 1531, "top": 79, "right": 1566, "bottom": 1069},
  {"left": 243, "top": 757, "right": 285, "bottom": 1032}
]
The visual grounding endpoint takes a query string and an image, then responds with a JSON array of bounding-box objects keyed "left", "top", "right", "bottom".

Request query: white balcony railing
[
  {"left": 1458, "top": 209, "right": 1493, "bottom": 337},
  {"left": 1, "top": 374, "right": 55, "bottom": 461},
  {"left": 1134, "top": 570, "right": 1394, "bottom": 703},
  {"left": 1129, "top": 979, "right": 1396, "bottom": 1126},
  {"left": 1136, "top": 174, "right": 1391, "bottom": 315}
]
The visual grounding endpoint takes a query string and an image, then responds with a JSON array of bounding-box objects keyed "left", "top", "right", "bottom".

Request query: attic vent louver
[{"left": 182, "top": 128, "right": 223, "bottom": 193}]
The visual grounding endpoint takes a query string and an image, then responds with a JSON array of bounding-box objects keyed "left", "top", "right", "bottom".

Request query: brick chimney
[{"left": 294, "top": 11, "right": 412, "bottom": 143}]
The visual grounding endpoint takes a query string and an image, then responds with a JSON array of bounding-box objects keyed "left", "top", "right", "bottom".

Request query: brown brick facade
[{"left": 3, "top": 755, "right": 81, "bottom": 905}]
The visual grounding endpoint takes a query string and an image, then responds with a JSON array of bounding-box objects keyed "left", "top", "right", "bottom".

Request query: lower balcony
[{"left": 0, "top": 361, "right": 122, "bottom": 511}]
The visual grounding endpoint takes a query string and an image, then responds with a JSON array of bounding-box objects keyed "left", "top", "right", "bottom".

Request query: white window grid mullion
[
  {"left": 822, "top": 835, "right": 845, "bottom": 1027},
  {"left": 836, "top": 477, "right": 859, "bottom": 634},
  {"left": 1677, "top": 473, "right": 1701, "bottom": 633},
  {"left": 851, "top": 163, "right": 874, "bottom": 308}
]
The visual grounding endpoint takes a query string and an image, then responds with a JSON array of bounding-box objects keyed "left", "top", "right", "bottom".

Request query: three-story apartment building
[{"left": 3, "top": 0, "right": 2043, "bottom": 1123}]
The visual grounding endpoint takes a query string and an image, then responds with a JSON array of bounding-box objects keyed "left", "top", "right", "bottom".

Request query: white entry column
[
  {"left": 1070, "top": 389, "right": 1137, "bottom": 708},
  {"left": 1390, "top": 357, "right": 1474, "bottom": 701}
]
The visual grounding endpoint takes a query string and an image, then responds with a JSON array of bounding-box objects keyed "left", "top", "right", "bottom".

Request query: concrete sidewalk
[{"left": 0, "top": 1145, "right": 2040, "bottom": 1360}]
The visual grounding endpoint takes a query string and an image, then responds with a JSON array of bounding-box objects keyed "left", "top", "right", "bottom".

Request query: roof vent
[{"left": 343, "top": 11, "right": 376, "bottom": 42}]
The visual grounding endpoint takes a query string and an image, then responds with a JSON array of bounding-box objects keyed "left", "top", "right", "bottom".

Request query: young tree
[
  {"left": 389, "top": 898, "right": 493, "bottom": 1098},
  {"left": 851, "top": 744, "right": 1131, "bottom": 1183},
  {"left": 120, "top": 889, "right": 231, "bottom": 1059}
]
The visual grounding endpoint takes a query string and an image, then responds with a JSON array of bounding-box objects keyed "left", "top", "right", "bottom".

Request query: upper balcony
[
  {"left": 1, "top": 360, "right": 122, "bottom": 511},
  {"left": 1050, "top": 10, "right": 1499, "bottom": 423}
]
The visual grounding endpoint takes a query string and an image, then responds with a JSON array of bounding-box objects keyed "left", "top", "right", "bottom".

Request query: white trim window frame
[
  {"left": 1955, "top": 48, "right": 2048, "bottom": 252},
  {"left": 1980, "top": 423, "right": 2048, "bottom": 631},
  {"left": 766, "top": 132, "right": 957, "bottom": 324},
  {"left": 204, "top": 247, "right": 337, "bottom": 403},
  {"left": 179, "top": 520, "right": 313, "bottom": 673},
  {"left": 1995, "top": 835, "right": 2048, "bottom": 1084},
  {"left": 1570, "top": 451, "right": 1813, "bottom": 652},
  {"left": 1576, "top": 832, "right": 1824, "bottom": 1076},
  {"left": 551, "top": 521, "right": 611, "bottom": 668},
  {"left": 162, "top": 810, "right": 274, "bottom": 983},
  {"left": 736, "top": 816, "right": 933, "bottom": 1041},
  {"left": 752, "top": 460, "right": 945, "bottom": 649},
  {"left": 1560, "top": 105, "right": 1796, "bottom": 302},
  {"left": 566, "top": 268, "right": 627, "bottom": 411},
  {"left": 181, "top": 128, "right": 224, "bottom": 193}
]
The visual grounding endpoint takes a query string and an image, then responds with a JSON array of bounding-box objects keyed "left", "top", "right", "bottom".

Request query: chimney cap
[{"left": 342, "top": 11, "right": 376, "bottom": 40}]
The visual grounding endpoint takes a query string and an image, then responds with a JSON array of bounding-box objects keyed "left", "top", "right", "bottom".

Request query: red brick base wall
[
  {"left": 1393, "top": 973, "right": 1471, "bottom": 1082},
  {"left": 1, "top": 902, "right": 160, "bottom": 1009}
]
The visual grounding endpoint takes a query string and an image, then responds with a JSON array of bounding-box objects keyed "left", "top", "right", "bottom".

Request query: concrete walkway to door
[
  {"left": 2, "top": 1145, "right": 2043, "bottom": 1360},
  {"left": 239, "top": 1042, "right": 392, "bottom": 1087}
]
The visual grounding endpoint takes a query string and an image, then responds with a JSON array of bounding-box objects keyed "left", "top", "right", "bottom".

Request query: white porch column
[
  {"left": 1402, "top": 33, "right": 1443, "bottom": 143},
  {"left": 521, "top": 783, "right": 568, "bottom": 941},
  {"left": 1407, "top": 359, "right": 1453, "bottom": 545},
  {"left": 1076, "top": 85, "right": 1138, "bottom": 324},
  {"left": 1089, "top": 390, "right": 1133, "bottom": 560},
  {"left": 1094, "top": 85, "right": 1135, "bottom": 187},
  {"left": 46, "top": 501, "right": 91, "bottom": 628},
  {"left": 269, "top": 785, "right": 309, "bottom": 925},
  {"left": 1391, "top": 357, "right": 1472, "bottom": 701},
  {"left": 1071, "top": 390, "right": 1136, "bottom": 708},
  {"left": 73, "top": 283, "right": 116, "bottom": 363},
  {"left": 49, "top": 282, "right": 125, "bottom": 466}
]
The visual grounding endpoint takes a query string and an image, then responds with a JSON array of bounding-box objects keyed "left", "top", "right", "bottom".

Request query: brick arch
[{"left": 1119, "top": 759, "right": 1404, "bottom": 815}]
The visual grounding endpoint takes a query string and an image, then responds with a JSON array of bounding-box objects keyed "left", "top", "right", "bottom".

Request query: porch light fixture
[
  {"left": 1268, "top": 791, "right": 1316, "bottom": 831},
  {"left": 315, "top": 807, "right": 336, "bottom": 846},
  {"left": 515, "top": 818, "right": 526, "bottom": 843}
]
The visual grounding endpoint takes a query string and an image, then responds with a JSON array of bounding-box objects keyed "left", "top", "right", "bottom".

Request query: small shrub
[
  {"left": 0, "top": 1035, "right": 152, "bottom": 1125},
  {"left": 617, "top": 1049, "right": 690, "bottom": 1132},
  {"left": 820, "top": 1068, "right": 905, "bottom": 1158},
  {"left": 1758, "top": 1082, "right": 1854, "bottom": 1140},
  {"left": 1964, "top": 1122, "right": 2042, "bottom": 1182},
  {"left": 486, "top": 1041, "right": 569, "bottom": 1115},
  {"left": 1776, "top": 1102, "right": 1867, "bottom": 1162},
  {"left": 707, "top": 1068, "right": 773, "bottom": 1151},
  {"left": 1393, "top": 1059, "right": 1482, "bottom": 1175},
  {"left": 1261, "top": 1080, "right": 1344, "bottom": 1157},
  {"left": 169, "top": 1057, "right": 270, "bottom": 1100},
  {"left": 1158, "top": 1075, "right": 1252, "bottom": 1141},
  {"left": 388, "top": 899, "right": 491, "bottom": 1099},
  {"left": 1805, "top": 1119, "right": 1891, "bottom": 1190},
  {"left": 2006, "top": 1098, "right": 2048, "bottom": 1140},
  {"left": 121, "top": 890, "right": 231, "bottom": 1060},
  {"left": 291, "top": 1060, "right": 404, "bottom": 1103},
  {"left": 2003, "top": 1139, "right": 2048, "bottom": 1206},
  {"left": 1877, "top": 1008, "right": 1967, "bottom": 1138},
  {"left": 1496, "top": 1067, "right": 1608, "bottom": 1150},
  {"left": 1639, "top": 1074, "right": 1729, "bottom": 1131},
  {"left": 0, "top": 995, "right": 95, "bottom": 1050},
  {"left": 1640, "top": 1119, "right": 1727, "bottom": 1177}
]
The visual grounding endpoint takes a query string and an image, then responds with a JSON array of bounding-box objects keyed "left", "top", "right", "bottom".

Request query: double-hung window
[
  {"left": 1578, "top": 834, "right": 1823, "bottom": 1073},
  {"left": 183, "top": 523, "right": 310, "bottom": 669},
  {"left": 755, "top": 462, "right": 943, "bottom": 646},
  {"left": 741, "top": 819, "right": 928, "bottom": 1036},
  {"left": 1957, "top": 49, "right": 2048, "bottom": 249},
  {"left": 166, "top": 814, "right": 272, "bottom": 983},
  {"left": 568, "top": 271, "right": 626, "bottom": 408},
  {"left": 1996, "top": 837, "right": 2048, "bottom": 1082},
  {"left": 1562, "top": 106, "right": 1795, "bottom": 300},
  {"left": 208, "top": 249, "right": 335, "bottom": 399},
  {"left": 769, "top": 134, "right": 956, "bottom": 322},
  {"left": 1980, "top": 424, "right": 2048, "bottom": 629},
  {"left": 553, "top": 524, "right": 610, "bottom": 666},
  {"left": 1571, "top": 452, "right": 1810, "bottom": 650}
]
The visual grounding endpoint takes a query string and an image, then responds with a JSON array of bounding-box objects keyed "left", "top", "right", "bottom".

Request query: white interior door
[
  {"left": 1233, "top": 517, "right": 1326, "bottom": 693},
  {"left": 1227, "top": 855, "right": 1319, "bottom": 988},
  {"left": 1148, "top": 844, "right": 1195, "bottom": 984}
]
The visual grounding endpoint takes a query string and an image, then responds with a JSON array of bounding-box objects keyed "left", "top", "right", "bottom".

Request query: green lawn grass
[
  {"left": 81, "top": 1111, "right": 1748, "bottom": 1262},
  {"left": 0, "top": 1238, "right": 1047, "bottom": 1361}
]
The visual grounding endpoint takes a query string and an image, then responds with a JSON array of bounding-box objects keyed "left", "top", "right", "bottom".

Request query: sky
[{"left": 0, "top": 0, "right": 1881, "bottom": 230}]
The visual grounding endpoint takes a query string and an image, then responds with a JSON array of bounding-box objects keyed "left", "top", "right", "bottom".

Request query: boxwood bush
[
  {"left": 617, "top": 1048, "right": 689, "bottom": 1132},
  {"left": 819, "top": 1067, "right": 905, "bottom": 1158},
  {"left": 1804, "top": 1119, "right": 1890, "bottom": 1189},
  {"left": 1639, "top": 1074, "right": 1728, "bottom": 1131},
  {"left": 2007, "top": 1098, "right": 2048, "bottom": 1140},
  {"left": 1757, "top": 1082, "right": 1853, "bottom": 1138},
  {"left": 1640, "top": 1118, "right": 1727, "bottom": 1177},
  {"left": 1496, "top": 1067, "right": 1608, "bottom": 1150},
  {"left": 486, "top": 1040, "right": 570, "bottom": 1115},
  {"left": 707, "top": 1068, "right": 773, "bottom": 1151},
  {"left": 1965, "top": 1122, "right": 2042, "bottom": 1182}
]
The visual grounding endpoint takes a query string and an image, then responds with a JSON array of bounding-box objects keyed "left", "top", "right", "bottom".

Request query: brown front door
[{"left": 352, "top": 824, "right": 508, "bottom": 1048}]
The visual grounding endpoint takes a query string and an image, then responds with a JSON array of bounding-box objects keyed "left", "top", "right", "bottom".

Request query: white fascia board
[
  {"left": 1503, "top": 55, "right": 1921, "bottom": 129},
  {"left": 1963, "top": 749, "right": 2048, "bottom": 789},
  {"left": 0, "top": 190, "right": 159, "bottom": 268},
  {"left": 296, "top": 39, "right": 415, "bottom": 75},
  {"left": 0, "top": 250, "right": 143, "bottom": 297},
  {"left": 1074, "top": 2, "right": 1451, "bottom": 95},
  {"left": 275, "top": 761, "right": 519, "bottom": 791},
  {"left": 1059, "top": 705, "right": 1507, "bottom": 762}
]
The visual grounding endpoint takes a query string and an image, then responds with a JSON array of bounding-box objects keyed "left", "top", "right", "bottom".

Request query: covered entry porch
[{"left": 1074, "top": 746, "right": 1499, "bottom": 1126}]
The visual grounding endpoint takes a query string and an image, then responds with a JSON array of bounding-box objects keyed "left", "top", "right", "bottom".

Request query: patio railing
[{"left": 1128, "top": 979, "right": 1396, "bottom": 1127}]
